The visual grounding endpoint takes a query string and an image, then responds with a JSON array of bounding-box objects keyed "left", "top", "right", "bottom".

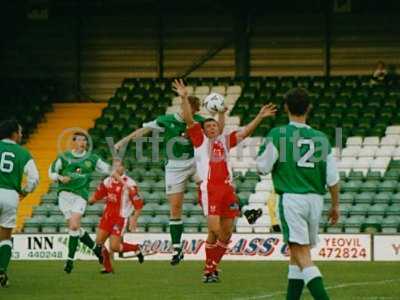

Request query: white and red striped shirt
[
  {"left": 93, "top": 175, "right": 143, "bottom": 218},
  {"left": 187, "top": 123, "right": 238, "bottom": 185}
]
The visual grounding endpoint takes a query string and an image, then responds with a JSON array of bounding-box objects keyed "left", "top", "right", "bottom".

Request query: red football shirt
[{"left": 93, "top": 175, "right": 143, "bottom": 218}]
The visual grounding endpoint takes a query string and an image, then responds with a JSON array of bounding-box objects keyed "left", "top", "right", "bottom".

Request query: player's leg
[
  {"left": 286, "top": 253, "right": 304, "bottom": 300},
  {"left": 64, "top": 212, "right": 82, "bottom": 273},
  {"left": 168, "top": 192, "right": 184, "bottom": 259},
  {"left": 203, "top": 215, "right": 220, "bottom": 283},
  {"left": 214, "top": 216, "right": 234, "bottom": 266},
  {"left": 290, "top": 244, "right": 329, "bottom": 300},
  {"left": 167, "top": 163, "right": 196, "bottom": 265},
  {"left": 0, "top": 227, "right": 12, "bottom": 288},
  {"left": 110, "top": 218, "right": 144, "bottom": 264},
  {"left": 0, "top": 190, "right": 18, "bottom": 287},
  {"left": 70, "top": 194, "right": 102, "bottom": 262},
  {"left": 280, "top": 194, "right": 329, "bottom": 300},
  {"left": 95, "top": 228, "right": 112, "bottom": 273},
  {"left": 294, "top": 196, "right": 329, "bottom": 300}
]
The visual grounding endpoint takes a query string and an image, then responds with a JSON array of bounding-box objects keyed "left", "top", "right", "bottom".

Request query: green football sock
[
  {"left": 0, "top": 240, "right": 12, "bottom": 272},
  {"left": 287, "top": 279, "right": 305, "bottom": 300},
  {"left": 68, "top": 231, "right": 80, "bottom": 260},
  {"left": 286, "top": 265, "right": 304, "bottom": 300},
  {"left": 169, "top": 219, "right": 183, "bottom": 250},
  {"left": 303, "top": 266, "right": 330, "bottom": 300},
  {"left": 79, "top": 229, "right": 95, "bottom": 250}
]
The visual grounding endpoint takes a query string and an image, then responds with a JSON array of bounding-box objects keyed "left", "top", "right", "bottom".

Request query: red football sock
[
  {"left": 204, "top": 241, "right": 216, "bottom": 274},
  {"left": 121, "top": 242, "right": 139, "bottom": 253},
  {"left": 102, "top": 247, "right": 113, "bottom": 273},
  {"left": 214, "top": 239, "right": 230, "bottom": 264}
]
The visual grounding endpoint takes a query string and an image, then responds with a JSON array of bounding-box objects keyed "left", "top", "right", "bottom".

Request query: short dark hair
[
  {"left": 72, "top": 132, "right": 88, "bottom": 141},
  {"left": 0, "top": 119, "right": 21, "bottom": 140},
  {"left": 284, "top": 88, "right": 310, "bottom": 116},
  {"left": 201, "top": 118, "right": 218, "bottom": 129}
]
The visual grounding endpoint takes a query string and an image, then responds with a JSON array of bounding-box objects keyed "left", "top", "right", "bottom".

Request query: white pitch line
[{"left": 234, "top": 278, "right": 400, "bottom": 300}]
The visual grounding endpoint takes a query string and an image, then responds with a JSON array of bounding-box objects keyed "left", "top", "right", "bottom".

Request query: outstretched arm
[
  {"left": 217, "top": 107, "right": 227, "bottom": 133},
  {"left": 236, "top": 103, "right": 277, "bottom": 142},
  {"left": 172, "top": 79, "right": 194, "bottom": 126},
  {"left": 114, "top": 127, "right": 151, "bottom": 151}
]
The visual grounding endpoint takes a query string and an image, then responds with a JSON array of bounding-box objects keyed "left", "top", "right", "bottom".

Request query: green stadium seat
[
  {"left": 348, "top": 171, "right": 364, "bottom": 181},
  {"left": 367, "top": 204, "right": 387, "bottom": 216},
  {"left": 383, "top": 169, "right": 400, "bottom": 181},
  {"left": 361, "top": 216, "right": 383, "bottom": 233},
  {"left": 183, "top": 216, "right": 201, "bottom": 233},
  {"left": 361, "top": 181, "right": 379, "bottom": 193},
  {"left": 344, "top": 216, "right": 365, "bottom": 233},
  {"left": 386, "top": 204, "right": 400, "bottom": 216},
  {"left": 374, "top": 192, "right": 391, "bottom": 204},
  {"left": 237, "top": 192, "right": 251, "bottom": 207},
  {"left": 85, "top": 204, "right": 104, "bottom": 216},
  {"left": 342, "top": 181, "right": 362, "bottom": 193},
  {"left": 23, "top": 216, "right": 46, "bottom": 233},
  {"left": 349, "top": 204, "right": 369, "bottom": 216},
  {"left": 32, "top": 204, "right": 53, "bottom": 217},
  {"left": 148, "top": 216, "right": 168, "bottom": 233},
  {"left": 381, "top": 216, "right": 400, "bottom": 233},
  {"left": 41, "top": 192, "right": 58, "bottom": 205},
  {"left": 183, "top": 192, "right": 197, "bottom": 204},
  {"left": 81, "top": 216, "right": 99, "bottom": 233},
  {"left": 189, "top": 205, "right": 203, "bottom": 216},
  {"left": 379, "top": 180, "right": 398, "bottom": 193},
  {"left": 340, "top": 193, "right": 355, "bottom": 204},
  {"left": 137, "top": 216, "right": 151, "bottom": 232},
  {"left": 391, "top": 193, "right": 400, "bottom": 204},
  {"left": 155, "top": 204, "right": 170, "bottom": 216},
  {"left": 354, "top": 192, "right": 375, "bottom": 204},
  {"left": 141, "top": 203, "right": 156, "bottom": 216},
  {"left": 42, "top": 216, "right": 64, "bottom": 233},
  {"left": 365, "top": 171, "right": 381, "bottom": 181}
]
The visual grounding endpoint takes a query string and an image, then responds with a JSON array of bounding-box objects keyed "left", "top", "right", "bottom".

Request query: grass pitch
[{"left": 2, "top": 261, "right": 400, "bottom": 300}]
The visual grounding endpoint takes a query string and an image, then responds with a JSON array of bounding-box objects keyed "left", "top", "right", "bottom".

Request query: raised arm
[
  {"left": 236, "top": 103, "right": 277, "bottom": 142},
  {"left": 172, "top": 79, "right": 194, "bottom": 126},
  {"left": 217, "top": 107, "right": 227, "bottom": 133},
  {"left": 114, "top": 127, "right": 151, "bottom": 151}
]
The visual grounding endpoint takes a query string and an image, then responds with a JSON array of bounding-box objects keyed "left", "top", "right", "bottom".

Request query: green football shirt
[
  {"left": 143, "top": 113, "right": 205, "bottom": 161},
  {"left": 50, "top": 151, "right": 110, "bottom": 200},
  {"left": 256, "top": 122, "right": 338, "bottom": 195},
  {"left": 0, "top": 140, "right": 33, "bottom": 193}
]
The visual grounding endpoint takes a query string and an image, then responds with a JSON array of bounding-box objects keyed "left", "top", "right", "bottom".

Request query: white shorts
[
  {"left": 58, "top": 191, "right": 87, "bottom": 220},
  {"left": 165, "top": 159, "right": 197, "bottom": 195},
  {"left": 0, "top": 188, "right": 19, "bottom": 228},
  {"left": 278, "top": 193, "right": 323, "bottom": 247}
]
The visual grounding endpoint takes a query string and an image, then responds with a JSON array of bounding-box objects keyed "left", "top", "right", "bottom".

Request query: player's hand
[
  {"left": 114, "top": 139, "right": 126, "bottom": 152},
  {"left": 258, "top": 103, "right": 277, "bottom": 118},
  {"left": 58, "top": 176, "right": 71, "bottom": 184},
  {"left": 172, "top": 79, "right": 188, "bottom": 98},
  {"left": 328, "top": 205, "right": 340, "bottom": 225},
  {"left": 129, "top": 218, "right": 138, "bottom": 232},
  {"left": 218, "top": 106, "right": 228, "bottom": 114}
]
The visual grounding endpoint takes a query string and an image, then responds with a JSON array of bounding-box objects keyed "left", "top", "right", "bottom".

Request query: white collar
[
  {"left": 71, "top": 150, "right": 87, "bottom": 157},
  {"left": 174, "top": 113, "right": 184, "bottom": 122},
  {"left": 1, "top": 138, "right": 16, "bottom": 144},
  {"left": 289, "top": 121, "right": 310, "bottom": 128}
]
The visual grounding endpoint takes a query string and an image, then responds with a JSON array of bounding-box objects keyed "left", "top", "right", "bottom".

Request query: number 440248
[
  {"left": 319, "top": 247, "right": 367, "bottom": 259},
  {"left": 27, "top": 251, "right": 63, "bottom": 259}
]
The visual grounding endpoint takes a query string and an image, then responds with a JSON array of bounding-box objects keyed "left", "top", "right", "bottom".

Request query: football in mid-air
[{"left": 203, "top": 93, "right": 225, "bottom": 114}]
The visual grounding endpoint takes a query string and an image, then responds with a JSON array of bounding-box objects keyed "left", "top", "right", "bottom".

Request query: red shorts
[
  {"left": 98, "top": 214, "right": 127, "bottom": 237},
  {"left": 198, "top": 183, "right": 239, "bottom": 219}
]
